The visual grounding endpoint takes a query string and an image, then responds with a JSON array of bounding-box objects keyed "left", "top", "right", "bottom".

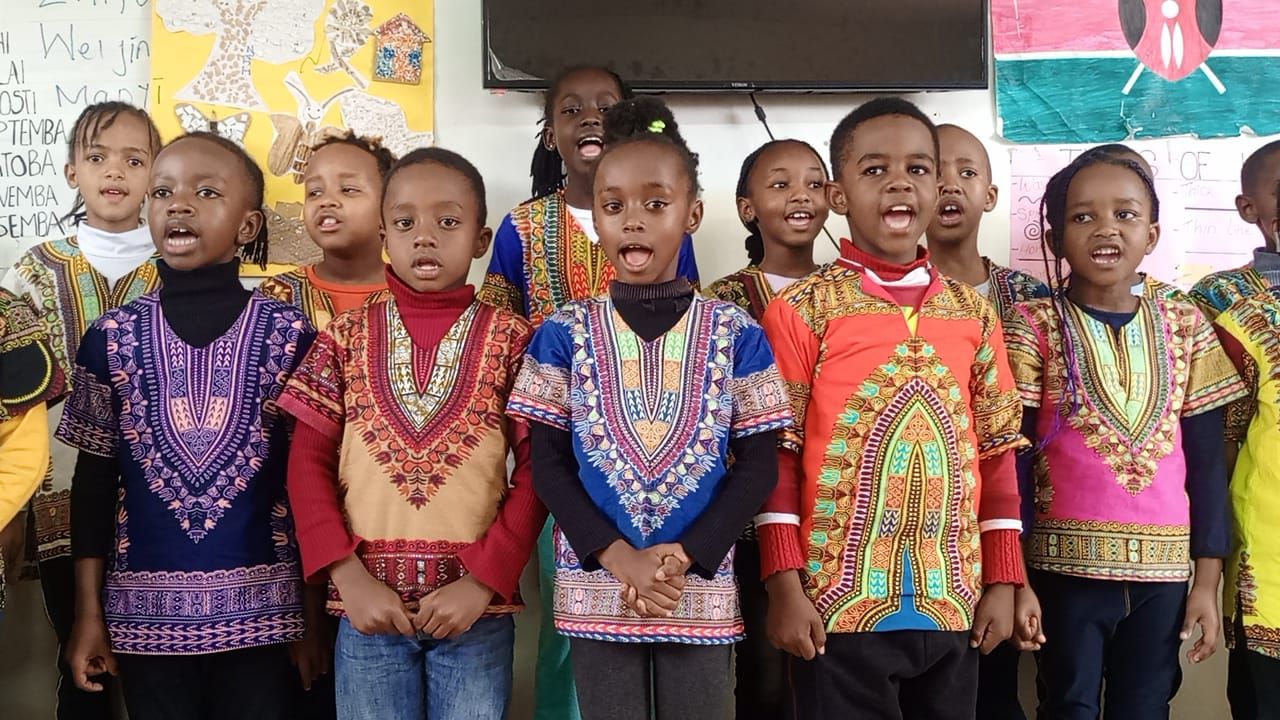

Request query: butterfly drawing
[
  {"left": 268, "top": 71, "right": 356, "bottom": 182},
  {"left": 174, "top": 103, "right": 252, "bottom": 146}
]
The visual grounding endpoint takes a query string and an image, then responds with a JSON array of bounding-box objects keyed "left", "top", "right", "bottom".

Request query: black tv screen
[{"left": 483, "top": 0, "right": 988, "bottom": 92}]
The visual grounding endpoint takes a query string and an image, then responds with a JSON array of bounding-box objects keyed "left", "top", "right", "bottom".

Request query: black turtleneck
[
  {"left": 529, "top": 278, "right": 779, "bottom": 578},
  {"left": 157, "top": 258, "right": 251, "bottom": 347},
  {"left": 609, "top": 278, "right": 693, "bottom": 341}
]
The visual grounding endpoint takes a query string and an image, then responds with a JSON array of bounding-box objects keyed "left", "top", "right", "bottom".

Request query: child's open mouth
[
  {"left": 937, "top": 200, "right": 964, "bottom": 227},
  {"left": 785, "top": 210, "right": 815, "bottom": 230},
  {"left": 577, "top": 134, "right": 604, "bottom": 160},
  {"left": 882, "top": 204, "right": 916, "bottom": 232},
  {"left": 1089, "top": 244, "right": 1123, "bottom": 265},
  {"left": 411, "top": 255, "right": 441, "bottom": 279},
  {"left": 101, "top": 187, "right": 128, "bottom": 201},
  {"left": 315, "top": 213, "right": 342, "bottom": 232},
  {"left": 164, "top": 223, "right": 199, "bottom": 249},
  {"left": 618, "top": 243, "right": 653, "bottom": 271}
]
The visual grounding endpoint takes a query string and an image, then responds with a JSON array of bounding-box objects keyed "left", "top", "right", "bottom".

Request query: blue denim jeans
[{"left": 335, "top": 615, "right": 514, "bottom": 720}]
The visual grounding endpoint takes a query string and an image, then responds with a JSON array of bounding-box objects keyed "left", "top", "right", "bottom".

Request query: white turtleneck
[{"left": 75, "top": 222, "right": 156, "bottom": 287}]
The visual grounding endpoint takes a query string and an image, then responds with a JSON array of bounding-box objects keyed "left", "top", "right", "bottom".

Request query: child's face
[
  {"left": 1056, "top": 163, "right": 1158, "bottom": 289},
  {"left": 594, "top": 143, "right": 702, "bottom": 285},
  {"left": 147, "top": 138, "right": 260, "bottom": 271},
  {"left": 65, "top": 113, "right": 153, "bottom": 233},
  {"left": 828, "top": 114, "right": 940, "bottom": 264},
  {"left": 737, "top": 142, "right": 829, "bottom": 255},
  {"left": 1238, "top": 152, "right": 1280, "bottom": 247},
  {"left": 548, "top": 69, "right": 622, "bottom": 184},
  {"left": 927, "top": 126, "right": 996, "bottom": 247},
  {"left": 382, "top": 163, "right": 491, "bottom": 293},
  {"left": 303, "top": 143, "right": 384, "bottom": 257}
]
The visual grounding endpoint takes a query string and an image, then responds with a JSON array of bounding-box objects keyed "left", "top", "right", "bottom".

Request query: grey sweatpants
[{"left": 569, "top": 637, "right": 733, "bottom": 720}]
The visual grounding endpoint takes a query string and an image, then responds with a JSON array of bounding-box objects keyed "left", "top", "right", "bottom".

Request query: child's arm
[
  {"left": 756, "top": 293, "right": 827, "bottom": 659},
  {"left": 676, "top": 430, "right": 778, "bottom": 578},
  {"left": 475, "top": 216, "right": 528, "bottom": 316},
  {"left": 0, "top": 406, "right": 49, "bottom": 526},
  {"left": 67, "top": 450, "right": 121, "bottom": 692},
  {"left": 422, "top": 420, "right": 549, "bottom": 641}
]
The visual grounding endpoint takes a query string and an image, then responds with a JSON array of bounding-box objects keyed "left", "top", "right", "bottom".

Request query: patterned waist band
[
  {"left": 104, "top": 561, "right": 304, "bottom": 655},
  {"left": 325, "top": 539, "right": 521, "bottom": 616},
  {"left": 1028, "top": 519, "right": 1191, "bottom": 581}
]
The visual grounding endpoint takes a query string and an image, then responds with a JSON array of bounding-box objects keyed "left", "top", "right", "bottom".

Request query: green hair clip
[{"left": 648, "top": 119, "right": 666, "bottom": 134}]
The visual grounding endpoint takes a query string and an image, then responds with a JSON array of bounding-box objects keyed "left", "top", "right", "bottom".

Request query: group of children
[{"left": 2, "top": 62, "right": 1280, "bottom": 720}]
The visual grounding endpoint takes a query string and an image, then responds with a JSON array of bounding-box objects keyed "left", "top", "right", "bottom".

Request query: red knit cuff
[
  {"left": 981, "top": 528, "right": 1026, "bottom": 587},
  {"left": 458, "top": 542, "right": 520, "bottom": 602},
  {"left": 757, "top": 522, "right": 806, "bottom": 581}
]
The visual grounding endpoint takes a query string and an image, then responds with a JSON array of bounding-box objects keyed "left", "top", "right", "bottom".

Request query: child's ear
[
  {"left": 984, "top": 184, "right": 999, "bottom": 213},
  {"left": 736, "top": 196, "right": 755, "bottom": 226},
  {"left": 686, "top": 198, "right": 705, "bottom": 236},
  {"left": 474, "top": 226, "right": 494, "bottom": 259},
  {"left": 237, "top": 209, "right": 265, "bottom": 247},
  {"left": 825, "top": 181, "right": 848, "bottom": 217},
  {"left": 542, "top": 125, "right": 556, "bottom": 152},
  {"left": 1237, "top": 193, "right": 1258, "bottom": 224},
  {"left": 64, "top": 163, "right": 78, "bottom": 190},
  {"left": 1145, "top": 222, "right": 1160, "bottom": 255}
]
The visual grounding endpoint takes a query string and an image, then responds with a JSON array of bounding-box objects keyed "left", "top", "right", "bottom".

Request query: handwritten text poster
[
  {"left": 1008, "top": 139, "right": 1265, "bottom": 288},
  {"left": 0, "top": 0, "right": 153, "bottom": 271}
]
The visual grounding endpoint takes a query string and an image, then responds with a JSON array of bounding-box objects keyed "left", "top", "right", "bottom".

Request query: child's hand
[
  {"left": 66, "top": 616, "right": 117, "bottom": 692},
  {"left": 290, "top": 584, "right": 333, "bottom": 691},
  {"left": 598, "top": 540, "right": 682, "bottom": 617},
  {"left": 621, "top": 551, "right": 688, "bottom": 617},
  {"left": 1182, "top": 584, "right": 1221, "bottom": 663},
  {"left": 0, "top": 514, "right": 25, "bottom": 582},
  {"left": 1012, "top": 585, "right": 1046, "bottom": 651},
  {"left": 971, "top": 583, "right": 1015, "bottom": 654},
  {"left": 765, "top": 570, "right": 826, "bottom": 660},
  {"left": 330, "top": 556, "right": 415, "bottom": 637},
  {"left": 414, "top": 575, "right": 494, "bottom": 641}
]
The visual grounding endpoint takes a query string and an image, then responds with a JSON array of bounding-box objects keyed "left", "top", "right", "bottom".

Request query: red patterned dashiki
[{"left": 279, "top": 276, "right": 543, "bottom": 615}]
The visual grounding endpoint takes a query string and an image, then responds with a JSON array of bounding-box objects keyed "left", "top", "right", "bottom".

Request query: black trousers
[
  {"left": 789, "top": 630, "right": 978, "bottom": 720},
  {"left": 1032, "top": 570, "right": 1185, "bottom": 720},
  {"left": 1228, "top": 609, "right": 1280, "bottom": 720},
  {"left": 977, "top": 642, "right": 1027, "bottom": 720},
  {"left": 40, "top": 556, "right": 117, "bottom": 720},
  {"left": 570, "top": 637, "right": 733, "bottom": 720},
  {"left": 117, "top": 644, "right": 297, "bottom": 720},
  {"left": 734, "top": 539, "right": 789, "bottom": 720}
]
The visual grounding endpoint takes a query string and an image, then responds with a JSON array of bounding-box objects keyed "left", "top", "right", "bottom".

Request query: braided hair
[
  {"left": 529, "top": 66, "right": 631, "bottom": 200},
  {"left": 599, "top": 96, "right": 699, "bottom": 196},
  {"left": 163, "top": 132, "right": 270, "bottom": 268},
  {"left": 736, "top": 139, "right": 828, "bottom": 266},
  {"left": 1035, "top": 150, "right": 1159, "bottom": 448}
]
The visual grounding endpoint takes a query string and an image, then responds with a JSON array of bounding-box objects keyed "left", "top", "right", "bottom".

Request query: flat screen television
[{"left": 483, "top": 0, "right": 989, "bottom": 92}]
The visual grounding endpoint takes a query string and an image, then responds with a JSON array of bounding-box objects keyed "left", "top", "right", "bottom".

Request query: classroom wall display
[
  {"left": 1007, "top": 139, "right": 1261, "bottom": 287},
  {"left": 0, "top": 0, "right": 153, "bottom": 272},
  {"left": 993, "top": 0, "right": 1280, "bottom": 143},
  {"left": 149, "top": 0, "right": 433, "bottom": 274}
]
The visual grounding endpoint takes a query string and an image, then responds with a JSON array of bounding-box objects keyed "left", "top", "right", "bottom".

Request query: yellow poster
[{"left": 149, "top": 0, "right": 434, "bottom": 275}]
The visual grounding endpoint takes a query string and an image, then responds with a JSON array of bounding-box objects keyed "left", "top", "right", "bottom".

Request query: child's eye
[
  {"left": 1116, "top": 210, "right": 1138, "bottom": 221},
  {"left": 87, "top": 154, "right": 104, "bottom": 163},
  {"left": 960, "top": 169, "right": 978, "bottom": 179},
  {"left": 393, "top": 218, "right": 413, "bottom": 230},
  {"left": 150, "top": 188, "right": 170, "bottom": 199},
  {"left": 1072, "top": 213, "right": 1094, "bottom": 223},
  {"left": 863, "top": 166, "right": 885, "bottom": 177},
  {"left": 601, "top": 200, "right": 622, "bottom": 213},
  {"left": 342, "top": 186, "right": 360, "bottom": 195},
  {"left": 127, "top": 158, "right": 145, "bottom": 168},
  {"left": 439, "top": 217, "right": 460, "bottom": 229},
  {"left": 808, "top": 181, "right": 825, "bottom": 189},
  {"left": 645, "top": 199, "right": 669, "bottom": 210},
  {"left": 561, "top": 105, "right": 581, "bottom": 116},
  {"left": 306, "top": 188, "right": 322, "bottom": 198},
  {"left": 770, "top": 181, "right": 789, "bottom": 190},
  {"left": 196, "top": 187, "right": 220, "bottom": 199},
  {"left": 909, "top": 165, "right": 931, "bottom": 176},
  {"left": 599, "top": 104, "right": 614, "bottom": 114}
]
